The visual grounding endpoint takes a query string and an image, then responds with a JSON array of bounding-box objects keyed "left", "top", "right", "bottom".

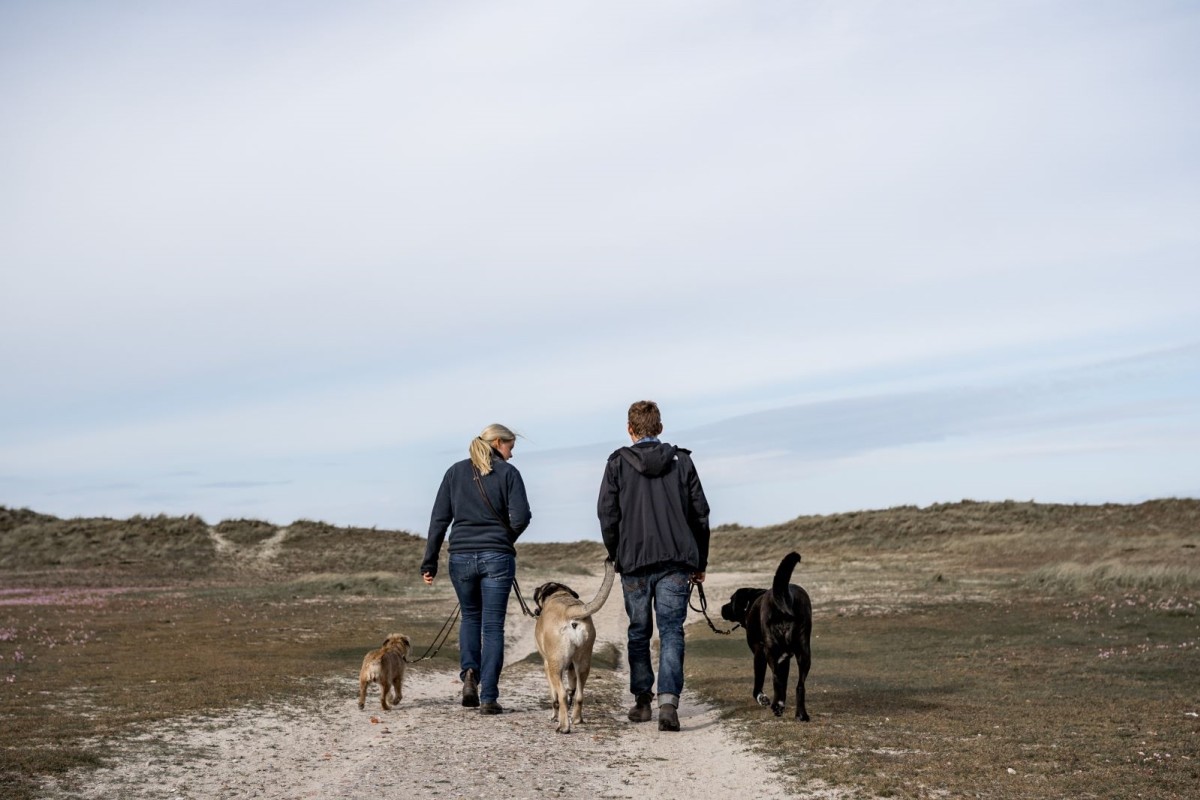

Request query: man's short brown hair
[{"left": 628, "top": 400, "right": 664, "bottom": 439}]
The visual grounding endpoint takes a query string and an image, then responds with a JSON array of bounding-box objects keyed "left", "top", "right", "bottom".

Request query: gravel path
[{"left": 45, "top": 572, "right": 802, "bottom": 799}]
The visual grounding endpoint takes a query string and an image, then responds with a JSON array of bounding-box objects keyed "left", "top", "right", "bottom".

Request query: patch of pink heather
[{"left": 0, "top": 587, "right": 153, "bottom": 606}]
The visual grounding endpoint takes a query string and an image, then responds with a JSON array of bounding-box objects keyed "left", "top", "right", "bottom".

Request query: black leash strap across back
[
  {"left": 690, "top": 581, "right": 740, "bottom": 635},
  {"left": 471, "top": 464, "right": 539, "bottom": 618}
]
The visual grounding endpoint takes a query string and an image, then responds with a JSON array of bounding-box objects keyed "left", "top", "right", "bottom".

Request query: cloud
[
  {"left": 197, "top": 480, "right": 294, "bottom": 490},
  {"left": 1, "top": 2, "right": 1197, "bottom": 536}
]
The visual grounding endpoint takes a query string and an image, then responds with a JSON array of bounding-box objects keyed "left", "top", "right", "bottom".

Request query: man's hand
[
  {"left": 422, "top": 572, "right": 434, "bottom": 586},
  {"left": 691, "top": 571, "right": 706, "bottom": 584}
]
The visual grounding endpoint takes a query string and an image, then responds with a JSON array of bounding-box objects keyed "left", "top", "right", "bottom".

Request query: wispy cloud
[{"left": 197, "top": 480, "right": 294, "bottom": 490}]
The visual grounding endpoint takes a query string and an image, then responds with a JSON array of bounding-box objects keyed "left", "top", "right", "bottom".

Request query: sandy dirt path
[{"left": 45, "top": 570, "right": 802, "bottom": 799}]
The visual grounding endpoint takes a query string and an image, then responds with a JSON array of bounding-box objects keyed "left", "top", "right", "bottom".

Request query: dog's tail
[
  {"left": 567, "top": 559, "right": 616, "bottom": 620},
  {"left": 772, "top": 551, "right": 802, "bottom": 615}
]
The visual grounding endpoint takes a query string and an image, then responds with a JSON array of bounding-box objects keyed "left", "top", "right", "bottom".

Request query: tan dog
[
  {"left": 532, "top": 560, "right": 616, "bottom": 733},
  {"left": 357, "top": 633, "right": 411, "bottom": 711}
]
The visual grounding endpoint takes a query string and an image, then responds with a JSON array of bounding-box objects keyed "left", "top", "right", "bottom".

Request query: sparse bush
[
  {"left": 1025, "top": 560, "right": 1200, "bottom": 593},
  {"left": 212, "top": 518, "right": 279, "bottom": 546},
  {"left": 282, "top": 572, "right": 410, "bottom": 596}
]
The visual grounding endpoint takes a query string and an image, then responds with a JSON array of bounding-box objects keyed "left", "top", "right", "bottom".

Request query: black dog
[{"left": 720, "top": 551, "right": 812, "bottom": 720}]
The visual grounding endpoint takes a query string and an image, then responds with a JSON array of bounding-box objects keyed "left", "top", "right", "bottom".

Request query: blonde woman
[{"left": 421, "top": 424, "right": 531, "bottom": 714}]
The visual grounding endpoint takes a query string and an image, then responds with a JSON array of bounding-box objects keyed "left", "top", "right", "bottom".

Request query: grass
[
  {"left": 0, "top": 584, "right": 462, "bottom": 800},
  {"left": 2, "top": 499, "right": 1199, "bottom": 798},
  {"left": 686, "top": 595, "right": 1200, "bottom": 798},
  {"left": 1024, "top": 560, "right": 1200, "bottom": 593}
]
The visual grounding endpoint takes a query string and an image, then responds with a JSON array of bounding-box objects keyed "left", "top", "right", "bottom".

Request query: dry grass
[
  {"left": 687, "top": 595, "right": 1200, "bottom": 799},
  {"left": 0, "top": 584, "right": 460, "bottom": 799},
  {"left": 686, "top": 498, "right": 1200, "bottom": 799},
  {"left": 2, "top": 499, "right": 1198, "bottom": 799},
  {"left": 1025, "top": 560, "right": 1200, "bottom": 593}
]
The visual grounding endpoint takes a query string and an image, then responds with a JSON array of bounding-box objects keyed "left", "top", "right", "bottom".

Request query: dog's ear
[
  {"left": 728, "top": 588, "right": 767, "bottom": 621},
  {"left": 535, "top": 582, "right": 580, "bottom": 604},
  {"left": 533, "top": 582, "right": 561, "bottom": 613},
  {"left": 721, "top": 589, "right": 748, "bottom": 621}
]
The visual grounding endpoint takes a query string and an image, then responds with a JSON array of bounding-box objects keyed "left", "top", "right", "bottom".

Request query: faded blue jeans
[
  {"left": 449, "top": 551, "right": 515, "bottom": 704},
  {"left": 621, "top": 566, "right": 692, "bottom": 706}
]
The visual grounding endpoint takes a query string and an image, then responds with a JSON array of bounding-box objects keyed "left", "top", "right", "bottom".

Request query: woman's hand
[
  {"left": 691, "top": 571, "right": 706, "bottom": 584},
  {"left": 423, "top": 572, "right": 434, "bottom": 586}
]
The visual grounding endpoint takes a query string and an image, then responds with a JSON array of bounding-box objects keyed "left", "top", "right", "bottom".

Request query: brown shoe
[
  {"left": 461, "top": 669, "right": 479, "bottom": 708},
  {"left": 479, "top": 702, "right": 504, "bottom": 715},
  {"left": 627, "top": 692, "right": 653, "bottom": 722},
  {"left": 658, "top": 703, "right": 680, "bottom": 731}
]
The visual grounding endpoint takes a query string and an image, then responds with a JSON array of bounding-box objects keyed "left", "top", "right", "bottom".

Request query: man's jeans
[
  {"left": 449, "top": 551, "right": 515, "bottom": 704},
  {"left": 621, "top": 566, "right": 691, "bottom": 706}
]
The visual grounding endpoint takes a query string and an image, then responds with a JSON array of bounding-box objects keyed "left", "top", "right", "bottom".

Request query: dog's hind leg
[
  {"left": 378, "top": 677, "right": 391, "bottom": 711},
  {"left": 557, "top": 664, "right": 576, "bottom": 733},
  {"left": 770, "top": 654, "right": 792, "bottom": 718},
  {"left": 795, "top": 648, "right": 811, "bottom": 721},
  {"left": 392, "top": 674, "right": 404, "bottom": 705},
  {"left": 546, "top": 659, "right": 572, "bottom": 733},
  {"left": 573, "top": 660, "right": 591, "bottom": 725},
  {"left": 543, "top": 661, "right": 560, "bottom": 721},
  {"left": 564, "top": 663, "right": 577, "bottom": 709},
  {"left": 753, "top": 649, "right": 770, "bottom": 707},
  {"left": 357, "top": 678, "right": 368, "bottom": 710}
]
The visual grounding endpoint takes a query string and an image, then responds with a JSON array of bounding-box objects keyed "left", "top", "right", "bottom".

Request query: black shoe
[
  {"left": 627, "top": 692, "right": 653, "bottom": 722},
  {"left": 658, "top": 703, "right": 680, "bottom": 732},
  {"left": 461, "top": 669, "right": 479, "bottom": 708},
  {"left": 479, "top": 702, "right": 504, "bottom": 715}
]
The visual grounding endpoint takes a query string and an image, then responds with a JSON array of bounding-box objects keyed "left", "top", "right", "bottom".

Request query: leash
[
  {"left": 407, "top": 576, "right": 538, "bottom": 664},
  {"left": 405, "top": 603, "right": 462, "bottom": 663},
  {"left": 470, "top": 462, "right": 538, "bottom": 619},
  {"left": 690, "top": 580, "right": 740, "bottom": 635},
  {"left": 512, "top": 576, "right": 539, "bottom": 618}
]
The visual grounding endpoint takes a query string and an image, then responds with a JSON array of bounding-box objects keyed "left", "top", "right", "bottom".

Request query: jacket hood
[{"left": 616, "top": 442, "right": 679, "bottom": 477}]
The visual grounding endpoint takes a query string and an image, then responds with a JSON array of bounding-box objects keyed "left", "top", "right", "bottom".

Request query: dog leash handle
[{"left": 690, "top": 580, "right": 740, "bottom": 635}]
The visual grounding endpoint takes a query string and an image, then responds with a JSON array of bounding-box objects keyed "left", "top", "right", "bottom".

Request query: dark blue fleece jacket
[{"left": 420, "top": 452, "right": 531, "bottom": 577}]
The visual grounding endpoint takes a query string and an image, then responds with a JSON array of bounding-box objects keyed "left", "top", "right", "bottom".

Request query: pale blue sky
[{"left": 2, "top": 1, "right": 1198, "bottom": 542}]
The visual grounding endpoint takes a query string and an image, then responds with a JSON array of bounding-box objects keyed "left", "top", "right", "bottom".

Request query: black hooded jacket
[{"left": 597, "top": 441, "right": 710, "bottom": 574}]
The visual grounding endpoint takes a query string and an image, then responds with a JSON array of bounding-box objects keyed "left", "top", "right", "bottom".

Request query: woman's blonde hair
[{"left": 469, "top": 423, "right": 518, "bottom": 475}]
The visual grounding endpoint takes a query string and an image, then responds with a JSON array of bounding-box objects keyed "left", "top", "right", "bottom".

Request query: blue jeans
[
  {"left": 449, "top": 551, "right": 515, "bottom": 704},
  {"left": 621, "top": 567, "right": 691, "bottom": 705}
]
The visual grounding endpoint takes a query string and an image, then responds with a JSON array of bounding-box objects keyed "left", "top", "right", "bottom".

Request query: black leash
[
  {"left": 512, "top": 576, "right": 539, "bottom": 618},
  {"left": 469, "top": 463, "right": 539, "bottom": 618},
  {"left": 405, "top": 603, "right": 461, "bottom": 663},
  {"left": 690, "top": 580, "right": 740, "bottom": 635}
]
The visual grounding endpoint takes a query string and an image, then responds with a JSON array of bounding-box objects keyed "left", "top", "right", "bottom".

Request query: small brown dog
[
  {"left": 357, "top": 633, "right": 411, "bottom": 711},
  {"left": 532, "top": 560, "right": 615, "bottom": 733}
]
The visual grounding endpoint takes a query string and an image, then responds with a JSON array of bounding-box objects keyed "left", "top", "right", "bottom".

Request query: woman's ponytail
[{"left": 469, "top": 423, "right": 518, "bottom": 475}]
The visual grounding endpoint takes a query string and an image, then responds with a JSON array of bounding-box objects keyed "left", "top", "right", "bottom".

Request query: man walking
[{"left": 598, "top": 400, "right": 711, "bottom": 731}]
